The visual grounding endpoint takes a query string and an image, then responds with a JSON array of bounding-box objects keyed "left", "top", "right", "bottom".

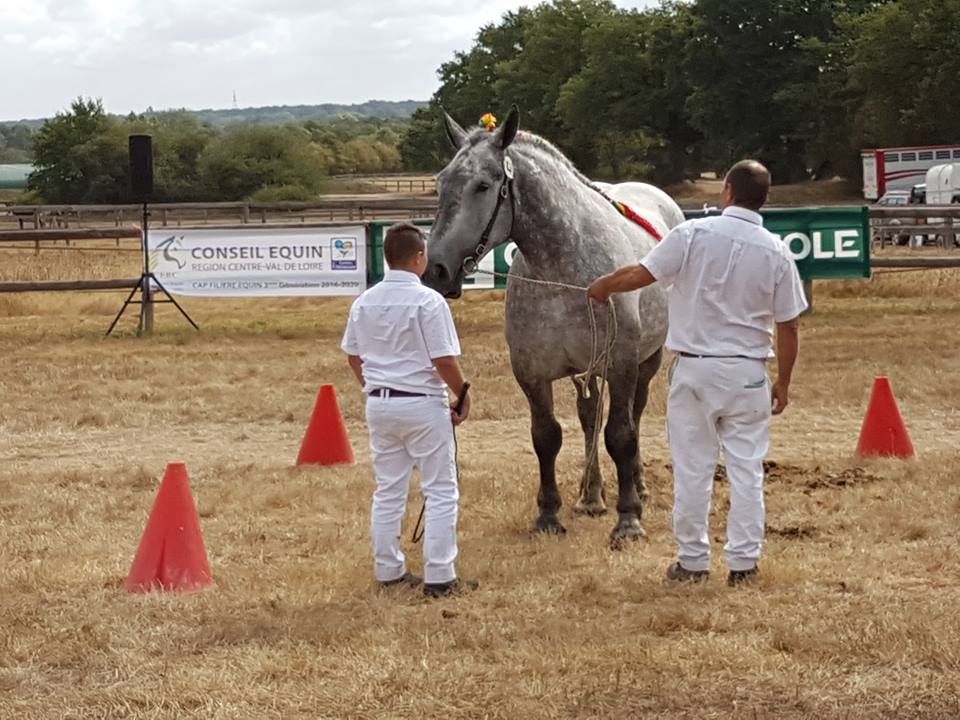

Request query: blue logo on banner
[{"left": 332, "top": 238, "right": 357, "bottom": 270}]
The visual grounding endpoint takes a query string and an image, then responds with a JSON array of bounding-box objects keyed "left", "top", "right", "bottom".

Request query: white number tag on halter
[{"left": 503, "top": 155, "right": 514, "bottom": 180}]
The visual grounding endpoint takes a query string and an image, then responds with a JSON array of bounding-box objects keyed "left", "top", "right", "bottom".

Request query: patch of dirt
[
  {"left": 767, "top": 524, "right": 818, "bottom": 539},
  {"left": 702, "top": 461, "right": 881, "bottom": 490}
]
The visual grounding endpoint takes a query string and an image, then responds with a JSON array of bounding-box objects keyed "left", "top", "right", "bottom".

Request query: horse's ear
[
  {"left": 497, "top": 105, "right": 520, "bottom": 150},
  {"left": 442, "top": 108, "right": 468, "bottom": 149}
]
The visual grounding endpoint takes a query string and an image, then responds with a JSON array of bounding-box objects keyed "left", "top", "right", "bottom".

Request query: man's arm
[
  {"left": 588, "top": 224, "right": 689, "bottom": 304},
  {"left": 347, "top": 354, "right": 364, "bottom": 387},
  {"left": 771, "top": 318, "right": 799, "bottom": 415},
  {"left": 433, "top": 356, "right": 471, "bottom": 425},
  {"left": 587, "top": 264, "right": 657, "bottom": 305}
]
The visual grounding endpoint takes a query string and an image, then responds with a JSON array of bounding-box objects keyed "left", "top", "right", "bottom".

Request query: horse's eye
[{"left": 476, "top": 182, "right": 490, "bottom": 193}]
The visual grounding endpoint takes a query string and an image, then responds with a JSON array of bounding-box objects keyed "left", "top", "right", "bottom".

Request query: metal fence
[{"left": 869, "top": 205, "right": 960, "bottom": 249}]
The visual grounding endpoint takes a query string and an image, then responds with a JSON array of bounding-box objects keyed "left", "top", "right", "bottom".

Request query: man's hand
[
  {"left": 771, "top": 379, "right": 789, "bottom": 415},
  {"left": 772, "top": 317, "right": 799, "bottom": 416},
  {"left": 587, "top": 276, "right": 612, "bottom": 305},
  {"left": 451, "top": 391, "right": 471, "bottom": 426},
  {"left": 588, "top": 265, "right": 657, "bottom": 305}
]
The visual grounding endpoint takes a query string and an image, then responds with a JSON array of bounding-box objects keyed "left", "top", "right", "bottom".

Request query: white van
[{"left": 924, "top": 164, "right": 960, "bottom": 205}]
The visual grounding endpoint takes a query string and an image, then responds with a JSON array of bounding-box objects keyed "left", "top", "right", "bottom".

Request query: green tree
[
  {"left": 399, "top": 106, "right": 449, "bottom": 171},
  {"left": 0, "top": 123, "right": 34, "bottom": 163},
  {"left": 146, "top": 112, "right": 217, "bottom": 201},
  {"left": 558, "top": 4, "right": 701, "bottom": 182},
  {"left": 847, "top": 0, "right": 960, "bottom": 149},
  {"left": 684, "top": 0, "right": 824, "bottom": 181},
  {"left": 28, "top": 98, "right": 122, "bottom": 202},
  {"left": 198, "top": 125, "right": 325, "bottom": 200},
  {"left": 494, "top": 0, "right": 620, "bottom": 168},
  {"left": 400, "top": 9, "right": 532, "bottom": 171}
]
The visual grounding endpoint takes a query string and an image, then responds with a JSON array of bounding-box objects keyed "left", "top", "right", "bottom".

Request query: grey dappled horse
[{"left": 422, "top": 107, "right": 683, "bottom": 546}]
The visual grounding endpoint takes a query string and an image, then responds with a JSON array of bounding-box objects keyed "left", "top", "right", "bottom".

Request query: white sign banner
[{"left": 147, "top": 227, "right": 366, "bottom": 297}]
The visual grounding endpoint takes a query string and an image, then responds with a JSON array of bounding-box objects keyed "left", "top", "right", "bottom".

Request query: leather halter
[{"left": 462, "top": 155, "right": 515, "bottom": 274}]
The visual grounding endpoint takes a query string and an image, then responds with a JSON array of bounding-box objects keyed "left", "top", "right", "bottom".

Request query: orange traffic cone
[
  {"left": 296, "top": 384, "right": 355, "bottom": 466},
  {"left": 125, "top": 462, "right": 213, "bottom": 593},
  {"left": 856, "top": 376, "right": 915, "bottom": 459}
]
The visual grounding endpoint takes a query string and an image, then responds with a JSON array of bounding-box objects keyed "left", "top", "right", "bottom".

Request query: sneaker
[
  {"left": 423, "top": 578, "right": 479, "bottom": 598},
  {"left": 379, "top": 572, "right": 422, "bottom": 589},
  {"left": 665, "top": 562, "right": 709, "bottom": 583},
  {"left": 728, "top": 567, "right": 759, "bottom": 586}
]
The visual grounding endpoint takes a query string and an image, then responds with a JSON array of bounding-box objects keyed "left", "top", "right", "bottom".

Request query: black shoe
[
  {"left": 423, "top": 578, "right": 479, "bottom": 598},
  {"left": 728, "top": 567, "right": 759, "bottom": 586},
  {"left": 665, "top": 562, "right": 709, "bottom": 583},
  {"left": 379, "top": 572, "right": 422, "bottom": 589}
]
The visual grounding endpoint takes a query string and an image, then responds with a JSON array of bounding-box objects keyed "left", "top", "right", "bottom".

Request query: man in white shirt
[
  {"left": 341, "top": 222, "right": 477, "bottom": 598},
  {"left": 587, "top": 160, "right": 807, "bottom": 586}
]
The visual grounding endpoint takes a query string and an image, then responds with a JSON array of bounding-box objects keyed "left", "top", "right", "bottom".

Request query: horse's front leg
[
  {"left": 520, "top": 379, "right": 566, "bottom": 535},
  {"left": 605, "top": 366, "right": 645, "bottom": 549},
  {"left": 573, "top": 376, "right": 607, "bottom": 517}
]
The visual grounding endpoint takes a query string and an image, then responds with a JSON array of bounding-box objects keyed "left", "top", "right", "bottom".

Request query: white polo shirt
[
  {"left": 640, "top": 205, "right": 808, "bottom": 359},
  {"left": 340, "top": 269, "right": 461, "bottom": 396}
]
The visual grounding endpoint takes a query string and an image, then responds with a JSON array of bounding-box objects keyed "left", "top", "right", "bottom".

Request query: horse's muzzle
[{"left": 423, "top": 263, "right": 464, "bottom": 299}]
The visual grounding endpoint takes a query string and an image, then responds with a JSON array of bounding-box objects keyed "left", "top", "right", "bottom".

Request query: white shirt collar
[
  {"left": 383, "top": 269, "right": 422, "bottom": 284},
  {"left": 722, "top": 206, "right": 763, "bottom": 225}
]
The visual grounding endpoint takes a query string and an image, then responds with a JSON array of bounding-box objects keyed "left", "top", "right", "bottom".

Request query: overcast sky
[{"left": 0, "top": 1, "right": 657, "bottom": 121}]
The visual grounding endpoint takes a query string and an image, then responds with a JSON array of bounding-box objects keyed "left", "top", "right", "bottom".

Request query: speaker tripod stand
[{"left": 106, "top": 202, "right": 199, "bottom": 337}]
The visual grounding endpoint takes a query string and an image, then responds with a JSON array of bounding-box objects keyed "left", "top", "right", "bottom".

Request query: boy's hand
[{"left": 452, "top": 391, "right": 471, "bottom": 426}]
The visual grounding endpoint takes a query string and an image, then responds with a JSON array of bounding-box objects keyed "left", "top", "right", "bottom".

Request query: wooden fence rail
[
  {"left": 0, "top": 279, "right": 139, "bottom": 293},
  {"left": 1, "top": 198, "right": 440, "bottom": 231},
  {"left": 0, "top": 228, "right": 141, "bottom": 243},
  {"left": 4, "top": 204, "right": 960, "bottom": 296}
]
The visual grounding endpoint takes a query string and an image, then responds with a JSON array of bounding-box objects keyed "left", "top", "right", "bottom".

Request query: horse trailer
[{"left": 861, "top": 145, "right": 960, "bottom": 200}]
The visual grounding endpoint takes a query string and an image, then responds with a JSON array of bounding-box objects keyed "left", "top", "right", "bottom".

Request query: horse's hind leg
[
  {"left": 605, "top": 363, "right": 645, "bottom": 549},
  {"left": 632, "top": 348, "right": 663, "bottom": 504},
  {"left": 573, "top": 376, "right": 607, "bottom": 517},
  {"left": 520, "top": 379, "right": 566, "bottom": 535}
]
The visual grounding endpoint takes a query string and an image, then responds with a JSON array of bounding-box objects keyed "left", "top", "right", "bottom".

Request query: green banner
[
  {"left": 685, "top": 206, "right": 871, "bottom": 280},
  {"left": 368, "top": 206, "right": 870, "bottom": 287}
]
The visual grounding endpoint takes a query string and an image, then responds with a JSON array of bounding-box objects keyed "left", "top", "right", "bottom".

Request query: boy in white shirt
[{"left": 341, "top": 222, "right": 477, "bottom": 598}]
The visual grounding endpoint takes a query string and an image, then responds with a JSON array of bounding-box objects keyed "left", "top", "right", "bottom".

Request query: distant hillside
[
  {"left": 3, "top": 100, "right": 426, "bottom": 127},
  {"left": 186, "top": 100, "right": 426, "bottom": 126}
]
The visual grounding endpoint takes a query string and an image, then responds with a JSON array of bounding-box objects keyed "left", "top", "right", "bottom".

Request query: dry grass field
[{"left": 2, "top": 244, "right": 960, "bottom": 719}]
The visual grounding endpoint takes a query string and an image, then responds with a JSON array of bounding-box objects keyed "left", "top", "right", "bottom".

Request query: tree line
[
  {"left": 400, "top": 0, "right": 960, "bottom": 185},
  {"left": 22, "top": 99, "right": 408, "bottom": 204},
  {"left": 19, "top": 0, "right": 959, "bottom": 202},
  {"left": 0, "top": 123, "right": 33, "bottom": 164}
]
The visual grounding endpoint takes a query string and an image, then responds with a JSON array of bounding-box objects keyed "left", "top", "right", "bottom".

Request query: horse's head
[{"left": 421, "top": 106, "right": 520, "bottom": 299}]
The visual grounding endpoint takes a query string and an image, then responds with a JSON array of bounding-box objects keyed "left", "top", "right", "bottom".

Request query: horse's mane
[{"left": 464, "top": 127, "right": 596, "bottom": 192}]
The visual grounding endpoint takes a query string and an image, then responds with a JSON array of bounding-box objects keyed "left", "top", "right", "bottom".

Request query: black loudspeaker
[{"left": 129, "top": 134, "right": 154, "bottom": 199}]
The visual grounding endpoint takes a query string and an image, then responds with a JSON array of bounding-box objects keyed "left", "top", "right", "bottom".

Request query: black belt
[
  {"left": 678, "top": 352, "right": 763, "bottom": 361},
  {"left": 368, "top": 388, "right": 433, "bottom": 398}
]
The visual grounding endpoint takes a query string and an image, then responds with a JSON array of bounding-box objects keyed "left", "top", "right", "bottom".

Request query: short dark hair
[
  {"left": 724, "top": 160, "right": 771, "bottom": 210},
  {"left": 384, "top": 222, "right": 426, "bottom": 267}
]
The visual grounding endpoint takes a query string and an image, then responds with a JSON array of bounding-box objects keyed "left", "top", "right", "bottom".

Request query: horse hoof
[
  {"left": 573, "top": 500, "right": 608, "bottom": 517},
  {"left": 608, "top": 520, "right": 646, "bottom": 551},
  {"left": 531, "top": 515, "right": 567, "bottom": 535}
]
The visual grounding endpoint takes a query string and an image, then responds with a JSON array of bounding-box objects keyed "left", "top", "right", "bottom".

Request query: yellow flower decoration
[{"left": 480, "top": 113, "right": 497, "bottom": 132}]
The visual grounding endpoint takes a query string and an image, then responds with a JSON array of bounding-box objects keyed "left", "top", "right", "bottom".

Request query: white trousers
[
  {"left": 365, "top": 395, "right": 459, "bottom": 584},
  {"left": 667, "top": 356, "right": 771, "bottom": 572}
]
